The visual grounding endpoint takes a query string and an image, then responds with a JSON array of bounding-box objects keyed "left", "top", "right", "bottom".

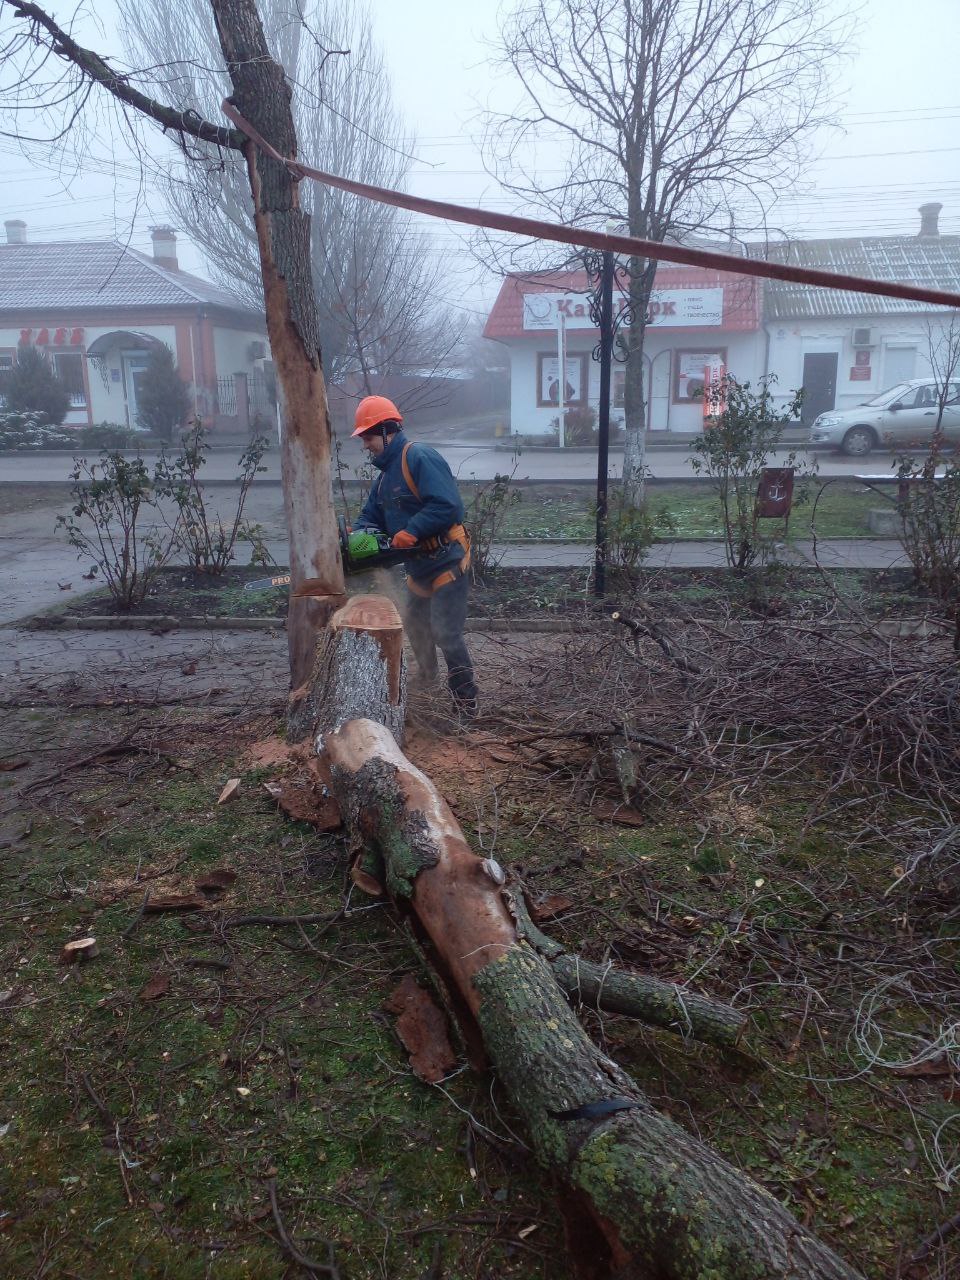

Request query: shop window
[
  {"left": 536, "top": 351, "right": 588, "bottom": 407},
  {"left": 673, "top": 349, "right": 727, "bottom": 404},
  {"left": 53, "top": 352, "right": 86, "bottom": 407},
  {"left": 0, "top": 350, "right": 13, "bottom": 406}
]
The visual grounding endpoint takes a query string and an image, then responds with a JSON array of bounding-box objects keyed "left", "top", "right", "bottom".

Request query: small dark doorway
[{"left": 801, "top": 352, "right": 838, "bottom": 424}]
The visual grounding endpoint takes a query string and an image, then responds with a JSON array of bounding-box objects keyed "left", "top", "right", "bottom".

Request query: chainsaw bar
[{"left": 243, "top": 573, "right": 292, "bottom": 593}]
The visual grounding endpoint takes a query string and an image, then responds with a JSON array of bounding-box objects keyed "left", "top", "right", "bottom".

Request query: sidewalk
[{"left": 1, "top": 536, "right": 912, "bottom": 630}]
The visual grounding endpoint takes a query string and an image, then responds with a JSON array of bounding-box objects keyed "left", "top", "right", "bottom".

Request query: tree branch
[{"left": 3, "top": 0, "right": 243, "bottom": 149}]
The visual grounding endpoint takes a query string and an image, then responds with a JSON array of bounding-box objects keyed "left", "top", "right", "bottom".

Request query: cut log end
[{"left": 60, "top": 937, "right": 99, "bottom": 964}]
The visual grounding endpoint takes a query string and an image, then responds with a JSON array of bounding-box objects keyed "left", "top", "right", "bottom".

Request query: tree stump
[{"left": 288, "top": 594, "right": 405, "bottom": 744}]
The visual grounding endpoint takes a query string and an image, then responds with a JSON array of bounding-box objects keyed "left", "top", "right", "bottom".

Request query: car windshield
[{"left": 862, "top": 382, "right": 913, "bottom": 407}]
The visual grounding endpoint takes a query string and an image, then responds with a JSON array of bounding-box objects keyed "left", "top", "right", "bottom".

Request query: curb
[
  {"left": 21, "top": 613, "right": 577, "bottom": 635},
  {"left": 15, "top": 613, "right": 946, "bottom": 639}
]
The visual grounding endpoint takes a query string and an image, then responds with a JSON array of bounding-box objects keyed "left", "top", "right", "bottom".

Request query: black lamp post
[{"left": 593, "top": 250, "right": 615, "bottom": 597}]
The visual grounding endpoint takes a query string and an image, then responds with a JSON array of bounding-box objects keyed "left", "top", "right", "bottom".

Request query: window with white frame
[{"left": 52, "top": 352, "right": 86, "bottom": 407}]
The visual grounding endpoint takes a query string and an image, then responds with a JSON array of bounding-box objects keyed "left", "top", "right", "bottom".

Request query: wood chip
[
  {"left": 196, "top": 868, "right": 238, "bottom": 893},
  {"left": 143, "top": 894, "right": 206, "bottom": 913},
  {"left": 0, "top": 758, "right": 28, "bottom": 772},
  {"left": 530, "top": 893, "right": 575, "bottom": 922},
  {"left": 217, "top": 778, "right": 241, "bottom": 805},
  {"left": 139, "top": 972, "right": 170, "bottom": 1001},
  {"left": 385, "top": 975, "right": 457, "bottom": 1084},
  {"left": 351, "top": 861, "right": 384, "bottom": 897},
  {"left": 591, "top": 800, "right": 646, "bottom": 827},
  {"left": 60, "top": 937, "right": 99, "bottom": 964}
]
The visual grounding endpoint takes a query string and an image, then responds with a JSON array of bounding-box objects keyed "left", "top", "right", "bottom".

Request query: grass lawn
[
  {"left": 2, "top": 649, "right": 957, "bottom": 1278},
  {"left": 493, "top": 481, "right": 885, "bottom": 540}
]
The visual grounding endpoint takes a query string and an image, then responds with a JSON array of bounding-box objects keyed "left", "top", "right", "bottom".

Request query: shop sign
[
  {"left": 522, "top": 288, "right": 724, "bottom": 331},
  {"left": 19, "top": 327, "right": 85, "bottom": 346}
]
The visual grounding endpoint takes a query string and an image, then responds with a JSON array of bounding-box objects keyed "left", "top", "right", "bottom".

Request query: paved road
[{"left": 0, "top": 442, "right": 905, "bottom": 484}]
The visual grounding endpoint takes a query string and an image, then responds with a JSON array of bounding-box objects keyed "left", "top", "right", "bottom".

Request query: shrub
[
  {"left": 56, "top": 453, "right": 178, "bottom": 610},
  {"left": 465, "top": 468, "right": 521, "bottom": 581},
  {"left": 76, "top": 422, "right": 140, "bottom": 450},
  {"left": 690, "top": 374, "right": 809, "bottom": 572},
  {"left": 562, "top": 405, "right": 598, "bottom": 445},
  {"left": 896, "top": 446, "right": 960, "bottom": 650},
  {"left": 0, "top": 409, "right": 75, "bottom": 450},
  {"left": 154, "top": 419, "right": 270, "bottom": 575},
  {"left": 4, "top": 347, "right": 70, "bottom": 425},
  {"left": 135, "top": 345, "right": 191, "bottom": 443}
]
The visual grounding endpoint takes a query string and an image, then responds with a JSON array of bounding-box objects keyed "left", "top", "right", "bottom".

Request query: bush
[
  {"left": 56, "top": 453, "right": 178, "bottom": 610},
  {"left": 465, "top": 469, "right": 521, "bottom": 581},
  {"left": 3, "top": 347, "right": 70, "bottom": 425},
  {"left": 154, "top": 420, "right": 270, "bottom": 575},
  {"left": 0, "top": 409, "right": 75, "bottom": 450},
  {"left": 135, "top": 345, "right": 191, "bottom": 443},
  {"left": 896, "top": 446, "right": 960, "bottom": 649},
  {"left": 690, "top": 374, "right": 809, "bottom": 572},
  {"left": 76, "top": 422, "right": 141, "bottom": 450},
  {"left": 561, "top": 405, "right": 598, "bottom": 445}
]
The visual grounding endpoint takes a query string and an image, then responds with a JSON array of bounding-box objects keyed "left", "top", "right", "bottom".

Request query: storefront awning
[{"left": 85, "top": 330, "right": 165, "bottom": 358}]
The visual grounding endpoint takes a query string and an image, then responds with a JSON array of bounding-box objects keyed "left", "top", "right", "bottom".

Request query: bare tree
[
  {"left": 487, "top": 0, "right": 851, "bottom": 504},
  {"left": 117, "top": 0, "right": 459, "bottom": 390},
  {"left": 1, "top": 0, "right": 346, "bottom": 681},
  {"left": 924, "top": 313, "right": 960, "bottom": 453}
]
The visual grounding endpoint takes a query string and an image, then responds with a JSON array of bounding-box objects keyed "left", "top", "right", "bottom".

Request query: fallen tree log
[{"left": 306, "top": 596, "right": 862, "bottom": 1280}]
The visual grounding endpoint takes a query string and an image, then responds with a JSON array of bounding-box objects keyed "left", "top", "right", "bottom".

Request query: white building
[
  {"left": 753, "top": 203, "right": 960, "bottom": 423},
  {"left": 484, "top": 204, "right": 960, "bottom": 434},
  {"left": 0, "top": 221, "right": 271, "bottom": 434}
]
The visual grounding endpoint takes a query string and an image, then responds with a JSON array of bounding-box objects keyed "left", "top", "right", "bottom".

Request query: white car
[{"left": 808, "top": 379, "right": 960, "bottom": 456}]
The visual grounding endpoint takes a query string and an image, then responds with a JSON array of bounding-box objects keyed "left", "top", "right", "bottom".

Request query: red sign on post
[{"left": 756, "top": 467, "right": 795, "bottom": 518}]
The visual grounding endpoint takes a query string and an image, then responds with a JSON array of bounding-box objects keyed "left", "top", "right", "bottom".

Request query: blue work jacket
[{"left": 356, "top": 432, "right": 467, "bottom": 583}]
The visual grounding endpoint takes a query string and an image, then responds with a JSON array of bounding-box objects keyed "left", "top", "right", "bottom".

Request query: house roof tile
[
  {"left": 743, "top": 235, "right": 960, "bottom": 319},
  {"left": 0, "top": 239, "right": 261, "bottom": 317}
]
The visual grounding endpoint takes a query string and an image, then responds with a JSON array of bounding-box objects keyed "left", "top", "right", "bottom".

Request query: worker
[{"left": 351, "top": 395, "right": 479, "bottom": 719}]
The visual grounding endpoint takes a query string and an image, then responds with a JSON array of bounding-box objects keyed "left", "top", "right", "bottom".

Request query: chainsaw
[{"left": 242, "top": 517, "right": 425, "bottom": 592}]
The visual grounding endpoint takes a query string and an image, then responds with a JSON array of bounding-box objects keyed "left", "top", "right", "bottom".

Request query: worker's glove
[{"left": 391, "top": 529, "right": 419, "bottom": 550}]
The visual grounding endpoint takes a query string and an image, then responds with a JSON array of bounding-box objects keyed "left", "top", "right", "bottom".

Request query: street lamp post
[{"left": 593, "top": 250, "right": 615, "bottom": 597}]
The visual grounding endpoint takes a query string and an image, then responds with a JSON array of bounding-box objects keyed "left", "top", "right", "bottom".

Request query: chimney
[
  {"left": 4, "top": 220, "right": 26, "bottom": 244},
  {"left": 150, "top": 225, "right": 179, "bottom": 270},
  {"left": 918, "top": 202, "right": 942, "bottom": 238}
]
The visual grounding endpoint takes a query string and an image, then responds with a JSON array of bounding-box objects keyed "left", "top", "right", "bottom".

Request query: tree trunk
[
  {"left": 313, "top": 596, "right": 863, "bottom": 1280},
  {"left": 211, "top": 0, "right": 346, "bottom": 687},
  {"left": 621, "top": 259, "right": 658, "bottom": 509}
]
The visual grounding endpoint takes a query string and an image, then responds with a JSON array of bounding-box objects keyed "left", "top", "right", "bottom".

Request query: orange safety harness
[{"left": 396, "top": 443, "right": 471, "bottom": 596}]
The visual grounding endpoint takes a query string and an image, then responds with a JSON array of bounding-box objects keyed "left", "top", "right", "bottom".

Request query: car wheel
[{"left": 841, "top": 425, "right": 876, "bottom": 457}]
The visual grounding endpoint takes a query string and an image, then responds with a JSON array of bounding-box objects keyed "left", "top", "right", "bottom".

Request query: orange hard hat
[{"left": 352, "top": 395, "right": 403, "bottom": 437}]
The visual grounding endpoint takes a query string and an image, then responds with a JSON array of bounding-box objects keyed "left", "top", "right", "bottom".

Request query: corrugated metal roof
[
  {"left": 0, "top": 240, "right": 261, "bottom": 316},
  {"left": 484, "top": 265, "right": 759, "bottom": 340},
  {"left": 744, "top": 235, "right": 960, "bottom": 319}
]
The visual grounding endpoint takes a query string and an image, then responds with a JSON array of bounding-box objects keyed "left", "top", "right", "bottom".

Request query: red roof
[{"left": 483, "top": 266, "right": 759, "bottom": 339}]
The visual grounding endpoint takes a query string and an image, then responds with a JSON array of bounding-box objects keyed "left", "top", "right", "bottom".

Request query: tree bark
[
  {"left": 315, "top": 596, "right": 863, "bottom": 1280},
  {"left": 288, "top": 595, "right": 405, "bottom": 744},
  {"left": 210, "top": 0, "right": 346, "bottom": 687},
  {"left": 621, "top": 258, "right": 657, "bottom": 509},
  {"left": 509, "top": 891, "right": 746, "bottom": 1051}
]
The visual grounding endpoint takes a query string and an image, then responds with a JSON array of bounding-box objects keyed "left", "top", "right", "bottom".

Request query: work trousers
[{"left": 404, "top": 573, "right": 478, "bottom": 707}]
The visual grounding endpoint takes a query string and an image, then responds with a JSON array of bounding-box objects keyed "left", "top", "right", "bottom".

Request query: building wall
[
  {"left": 765, "top": 316, "right": 944, "bottom": 415},
  {"left": 212, "top": 324, "right": 266, "bottom": 378},
  {"left": 0, "top": 320, "right": 179, "bottom": 427},
  {"left": 507, "top": 329, "right": 765, "bottom": 436},
  {"left": 1, "top": 309, "right": 267, "bottom": 430}
]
